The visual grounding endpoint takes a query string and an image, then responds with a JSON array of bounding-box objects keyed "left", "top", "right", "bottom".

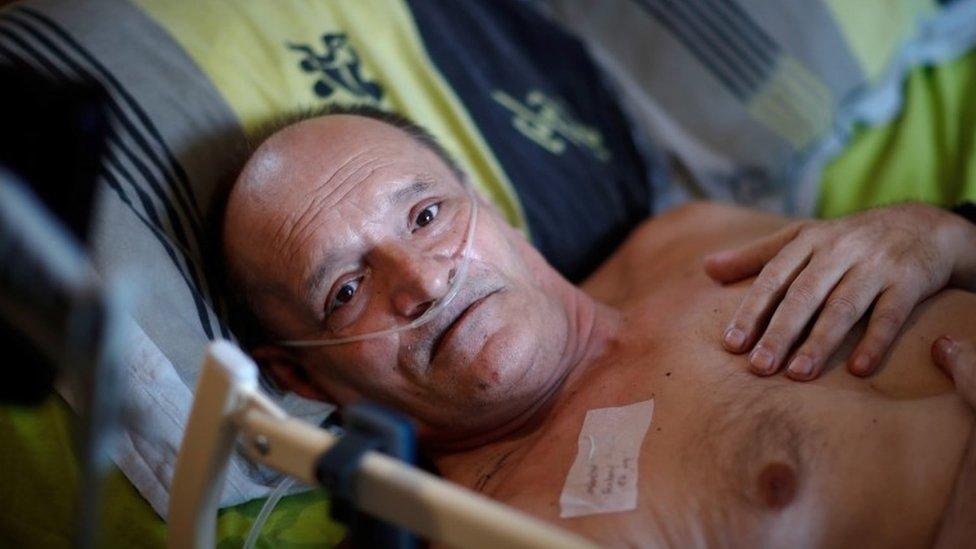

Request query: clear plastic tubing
[{"left": 242, "top": 476, "right": 296, "bottom": 549}]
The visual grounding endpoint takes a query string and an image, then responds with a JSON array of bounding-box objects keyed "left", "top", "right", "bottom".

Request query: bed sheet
[{"left": 2, "top": 45, "right": 974, "bottom": 549}]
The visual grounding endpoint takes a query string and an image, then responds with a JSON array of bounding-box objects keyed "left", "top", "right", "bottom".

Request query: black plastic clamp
[{"left": 313, "top": 402, "right": 417, "bottom": 549}]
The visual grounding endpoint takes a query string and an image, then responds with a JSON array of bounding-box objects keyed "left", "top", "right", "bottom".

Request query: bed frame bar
[{"left": 168, "top": 341, "right": 595, "bottom": 549}]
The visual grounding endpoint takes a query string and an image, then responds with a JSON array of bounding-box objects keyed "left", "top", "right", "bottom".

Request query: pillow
[
  {"left": 544, "top": 0, "right": 976, "bottom": 216},
  {"left": 0, "top": 0, "right": 654, "bottom": 516}
]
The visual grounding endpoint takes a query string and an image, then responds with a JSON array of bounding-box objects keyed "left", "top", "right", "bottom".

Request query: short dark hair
[{"left": 209, "top": 104, "right": 466, "bottom": 349}]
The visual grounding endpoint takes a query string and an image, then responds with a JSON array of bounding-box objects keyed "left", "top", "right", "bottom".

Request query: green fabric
[
  {"left": 0, "top": 397, "right": 345, "bottom": 548},
  {"left": 215, "top": 490, "right": 344, "bottom": 549},
  {"left": 818, "top": 48, "right": 976, "bottom": 217},
  {"left": 822, "top": 0, "right": 935, "bottom": 81}
]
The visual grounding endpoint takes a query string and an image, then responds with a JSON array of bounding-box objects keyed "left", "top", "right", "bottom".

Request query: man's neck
[{"left": 432, "top": 285, "right": 622, "bottom": 481}]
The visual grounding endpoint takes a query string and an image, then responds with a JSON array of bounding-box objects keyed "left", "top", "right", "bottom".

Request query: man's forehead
[
  {"left": 266, "top": 114, "right": 431, "bottom": 164},
  {"left": 226, "top": 114, "right": 460, "bottom": 298},
  {"left": 251, "top": 177, "right": 446, "bottom": 304},
  {"left": 296, "top": 175, "right": 446, "bottom": 295},
  {"left": 246, "top": 117, "right": 454, "bottom": 204}
]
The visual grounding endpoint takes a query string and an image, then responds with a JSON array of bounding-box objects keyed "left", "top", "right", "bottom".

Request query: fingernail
[
  {"left": 724, "top": 327, "right": 746, "bottom": 350},
  {"left": 787, "top": 355, "right": 813, "bottom": 379},
  {"left": 935, "top": 337, "right": 958, "bottom": 363},
  {"left": 750, "top": 347, "right": 775, "bottom": 373},
  {"left": 852, "top": 353, "right": 872, "bottom": 375},
  {"left": 705, "top": 251, "right": 728, "bottom": 263},
  {"left": 933, "top": 337, "right": 957, "bottom": 379}
]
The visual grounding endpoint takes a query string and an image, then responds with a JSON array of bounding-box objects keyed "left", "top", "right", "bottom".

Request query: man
[{"left": 222, "top": 110, "right": 976, "bottom": 546}]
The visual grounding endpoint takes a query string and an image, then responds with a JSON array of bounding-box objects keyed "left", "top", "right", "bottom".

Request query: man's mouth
[{"left": 430, "top": 288, "right": 501, "bottom": 362}]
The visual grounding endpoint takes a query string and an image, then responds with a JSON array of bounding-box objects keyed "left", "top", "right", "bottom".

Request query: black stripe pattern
[
  {"left": 0, "top": 6, "right": 229, "bottom": 340},
  {"left": 635, "top": 0, "right": 777, "bottom": 100},
  {"left": 634, "top": 0, "right": 831, "bottom": 146}
]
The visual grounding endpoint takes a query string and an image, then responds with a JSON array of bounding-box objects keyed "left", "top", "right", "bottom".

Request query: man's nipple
[{"left": 757, "top": 462, "right": 797, "bottom": 510}]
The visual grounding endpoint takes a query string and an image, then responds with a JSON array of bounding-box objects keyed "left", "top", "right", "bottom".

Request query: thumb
[
  {"left": 933, "top": 336, "right": 976, "bottom": 408},
  {"left": 703, "top": 223, "right": 802, "bottom": 283}
]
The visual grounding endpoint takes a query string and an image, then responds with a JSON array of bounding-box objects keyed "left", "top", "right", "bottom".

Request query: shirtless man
[{"left": 221, "top": 111, "right": 976, "bottom": 546}]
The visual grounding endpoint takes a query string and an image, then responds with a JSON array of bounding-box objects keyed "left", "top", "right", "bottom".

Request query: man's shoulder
[
  {"left": 633, "top": 201, "right": 789, "bottom": 245},
  {"left": 582, "top": 201, "right": 792, "bottom": 300}
]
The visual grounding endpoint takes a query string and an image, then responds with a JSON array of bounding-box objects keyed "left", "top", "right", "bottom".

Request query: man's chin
[
  {"left": 433, "top": 327, "right": 540, "bottom": 405},
  {"left": 429, "top": 289, "right": 505, "bottom": 368}
]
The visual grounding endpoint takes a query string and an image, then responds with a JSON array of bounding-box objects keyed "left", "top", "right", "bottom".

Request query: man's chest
[
  {"left": 471, "top": 345, "right": 968, "bottom": 547},
  {"left": 464, "top": 203, "right": 974, "bottom": 545}
]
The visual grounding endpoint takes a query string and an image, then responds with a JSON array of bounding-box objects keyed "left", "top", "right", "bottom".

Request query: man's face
[{"left": 224, "top": 115, "right": 572, "bottom": 444}]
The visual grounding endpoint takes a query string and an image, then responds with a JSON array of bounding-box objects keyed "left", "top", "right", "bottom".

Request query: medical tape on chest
[{"left": 559, "top": 399, "right": 654, "bottom": 518}]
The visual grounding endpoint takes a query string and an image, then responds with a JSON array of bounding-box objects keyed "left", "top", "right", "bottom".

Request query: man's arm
[{"left": 932, "top": 336, "right": 976, "bottom": 547}]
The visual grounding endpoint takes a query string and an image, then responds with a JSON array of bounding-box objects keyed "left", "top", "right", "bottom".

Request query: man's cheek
[
  {"left": 320, "top": 342, "right": 397, "bottom": 387},
  {"left": 470, "top": 212, "right": 522, "bottom": 270}
]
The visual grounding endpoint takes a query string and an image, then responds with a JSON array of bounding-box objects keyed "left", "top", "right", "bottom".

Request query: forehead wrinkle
[
  {"left": 273, "top": 147, "right": 373, "bottom": 251},
  {"left": 284, "top": 156, "right": 397, "bottom": 268},
  {"left": 307, "top": 154, "right": 399, "bottom": 228},
  {"left": 293, "top": 146, "right": 396, "bottom": 236},
  {"left": 271, "top": 146, "right": 380, "bottom": 264},
  {"left": 275, "top": 156, "right": 406, "bottom": 307},
  {"left": 306, "top": 147, "right": 374, "bottom": 201}
]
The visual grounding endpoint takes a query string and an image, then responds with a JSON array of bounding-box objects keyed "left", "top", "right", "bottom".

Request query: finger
[
  {"left": 748, "top": 255, "right": 852, "bottom": 375},
  {"left": 784, "top": 269, "right": 882, "bottom": 381},
  {"left": 723, "top": 238, "right": 812, "bottom": 354},
  {"left": 847, "top": 288, "right": 917, "bottom": 376},
  {"left": 705, "top": 223, "right": 804, "bottom": 283},
  {"left": 932, "top": 336, "right": 976, "bottom": 407}
]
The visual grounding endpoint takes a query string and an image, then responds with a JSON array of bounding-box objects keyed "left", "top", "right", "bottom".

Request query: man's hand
[
  {"left": 931, "top": 335, "right": 976, "bottom": 548},
  {"left": 704, "top": 202, "right": 976, "bottom": 381}
]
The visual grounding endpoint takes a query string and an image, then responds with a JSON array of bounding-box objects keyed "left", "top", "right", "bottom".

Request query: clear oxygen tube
[
  {"left": 242, "top": 476, "right": 295, "bottom": 549},
  {"left": 242, "top": 419, "right": 344, "bottom": 548}
]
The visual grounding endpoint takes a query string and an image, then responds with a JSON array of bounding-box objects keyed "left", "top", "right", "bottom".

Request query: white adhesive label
[{"left": 558, "top": 399, "right": 654, "bottom": 518}]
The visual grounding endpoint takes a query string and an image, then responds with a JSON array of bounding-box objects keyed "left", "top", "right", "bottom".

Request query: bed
[{"left": 1, "top": 0, "right": 974, "bottom": 547}]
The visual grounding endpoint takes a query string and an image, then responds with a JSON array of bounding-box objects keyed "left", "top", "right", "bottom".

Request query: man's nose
[{"left": 371, "top": 244, "right": 454, "bottom": 319}]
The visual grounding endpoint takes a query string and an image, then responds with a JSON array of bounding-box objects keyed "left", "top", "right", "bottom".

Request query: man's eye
[
  {"left": 415, "top": 203, "right": 440, "bottom": 229},
  {"left": 331, "top": 278, "right": 360, "bottom": 309}
]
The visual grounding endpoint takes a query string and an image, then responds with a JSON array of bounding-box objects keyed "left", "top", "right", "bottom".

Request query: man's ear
[{"left": 250, "top": 345, "right": 332, "bottom": 401}]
